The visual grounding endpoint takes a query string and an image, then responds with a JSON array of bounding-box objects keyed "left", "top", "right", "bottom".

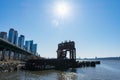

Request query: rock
[{"left": 0, "top": 61, "right": 20, "bottom": 73}]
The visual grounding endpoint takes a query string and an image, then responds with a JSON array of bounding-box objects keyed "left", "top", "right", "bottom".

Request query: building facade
[
  {"left": 29, "top": 40, "right": 33, "bottom": 53},
  {"left": 18, "top": 35, "right": 25, "bottom": 49},
  {"left": 0, "top": 28, "right": 38, "bottom": 61},
  {"left": 13, "top": 30, "right": 18, "bottom": 45},
  {"left": 0, "top": 32, "right": 7, "bottom": 40},
  {"left": 32, "top": 44, "right": 37, "bottom": 55},
  {"left": 25, "top": 41, "right": 30, "bottom": 51},
  {"left": 8, "top": 28, "right": 14, "bottom": 44}
]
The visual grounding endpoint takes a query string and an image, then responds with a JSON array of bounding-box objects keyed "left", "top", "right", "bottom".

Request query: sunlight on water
[
  {"left": 101, "top": 60, "right": 120, "bottom": 73},
  {"left": 63, "top": 72, "right": 77, "bottom": 80},
  {"left": 102, "top": 64, "right": 119, "bottom": 73}
]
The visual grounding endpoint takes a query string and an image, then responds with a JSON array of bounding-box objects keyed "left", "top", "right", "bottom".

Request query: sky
[{"left": 0, "top": 0, "right": 120, "bottom": 58}]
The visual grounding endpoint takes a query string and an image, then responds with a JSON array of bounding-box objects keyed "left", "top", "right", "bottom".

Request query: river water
[{"left": 0, "top": 60, "right": 120, "bottom": 80}]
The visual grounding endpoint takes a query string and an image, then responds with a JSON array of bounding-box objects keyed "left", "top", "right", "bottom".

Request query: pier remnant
[
  {"left": 57, "top": 40, "right": 76, "bottom": 60},
  {"left": 25, "top": 40, "right": 100, "bottom": 71}
]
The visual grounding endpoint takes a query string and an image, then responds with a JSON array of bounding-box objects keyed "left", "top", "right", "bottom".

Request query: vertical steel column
[
  {"left": 13, "top": 52, "right": 16, "bottom": 60},
  {"left": 1, "top": 49, "right": 6, "bottom": 61},
  {"left": 72, "top": 49, "right": 74, "bottom": 59},
  {"left": 70, "top": 50, "right": 71, "bottom": 59},
  {"left": 20, "top": 53, "right": 23, "bottom": 60},
  {"left": 9, "top": 50, "right": 11, "bottom": 60},
  {"left": 0, "top": 51, "right": 1, "bottom": 60},
  {"left": 74, "top": 48, "right": 76, "bottom": 60},
  {"left": 17, "top": 53, "right": 20, "bottom": 60}
]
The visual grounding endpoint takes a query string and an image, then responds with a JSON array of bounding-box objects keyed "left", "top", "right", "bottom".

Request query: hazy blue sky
[{"left": 0, "top": 0, "right": 120, "bottom": 58}]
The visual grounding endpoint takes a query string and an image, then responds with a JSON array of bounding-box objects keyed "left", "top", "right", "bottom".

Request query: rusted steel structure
[
  {"left": 25, "top": 41, "right": 100, "bottom": 70},
  {"left": 57, "top": 41, "right": 76, "bottom": 60}
]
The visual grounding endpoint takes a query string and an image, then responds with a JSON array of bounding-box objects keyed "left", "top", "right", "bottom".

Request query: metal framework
[
  {"left": 0, "top": 38, "right": 36, "bottom": 61},
  {"left": 57, "top": 40, "right": 76, "bottom": 60}
]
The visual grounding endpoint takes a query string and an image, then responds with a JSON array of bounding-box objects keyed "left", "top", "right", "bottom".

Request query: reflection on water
[
  {"left": 57, "top": 70, "right": 77, "bottom": 80},
  {"left": 0, "top": 69, "right": 78, "bottom": 80},
  {"left": 17, "top": 70, "right": 77, "bottom": 80},
  {"left": 0, "top": 60, "right": 120, "bottom": 80},
  {"left": 23, "top": 69, "right": 78, "bottom": 80}
]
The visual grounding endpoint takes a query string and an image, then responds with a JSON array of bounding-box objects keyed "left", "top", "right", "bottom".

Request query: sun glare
[
  {"left": 52, "top": 1, "right": 72, "bottom": 26},
  {"left": 55, "top": 2, "right": 70, "bottom": 18}
]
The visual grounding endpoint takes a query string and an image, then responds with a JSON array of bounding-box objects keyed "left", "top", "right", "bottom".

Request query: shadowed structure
[
  {"left": 25, "top": 41, "right": 100, "bottom": 70},
  {"left": 57, "top": 40, "right": 76, "bottom": 60}
]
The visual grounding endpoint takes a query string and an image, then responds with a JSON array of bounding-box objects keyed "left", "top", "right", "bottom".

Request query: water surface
[{"left": 0, "top": 60, "right": 120, "bottom": 80}]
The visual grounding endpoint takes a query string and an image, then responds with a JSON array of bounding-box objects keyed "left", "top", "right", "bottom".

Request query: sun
[
  {"left": 55, "top": 2, "right": 70, "bottom": 18},
  {"left": 52, "top": 2, "right": 71, "bottom": 26}
]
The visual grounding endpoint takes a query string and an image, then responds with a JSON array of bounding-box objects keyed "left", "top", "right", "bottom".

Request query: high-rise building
[
  {"left": 32, "top": 44, "right": 37, "bottom": 55},
  {"left": 13, "top": 30, "right": 18, "bottom": 45},
  {"left": 18, "top": 35, "right": 25, "bottom": 49},
  {"left": 29, "top": 40, "right": 33, "bottom": 53},
  {"left": 0, "top": 32, "right": 7, "bottom": 40},
  {"left": 25, "top": 41, "right": 30, "bottom": 51},
  {"left": 8, "top": 28, "right": 14, "bottom": 44}
]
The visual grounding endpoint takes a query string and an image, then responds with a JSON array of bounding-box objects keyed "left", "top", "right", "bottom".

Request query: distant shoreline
[{"left": 77, "top": 57, "right": 120, "bottom": 60}]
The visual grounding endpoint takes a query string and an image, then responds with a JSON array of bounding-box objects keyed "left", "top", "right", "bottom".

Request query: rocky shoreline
[{"left": 0, "top": 61, "right": 23, "bottom": 73}]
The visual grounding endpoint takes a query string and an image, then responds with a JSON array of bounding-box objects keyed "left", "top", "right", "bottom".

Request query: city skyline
[
  {"left": 0, "top": 28, "right": 38, "bottom": 56},
  {"left": 0, "top": 0, "right": 120, "bottom": 58}
]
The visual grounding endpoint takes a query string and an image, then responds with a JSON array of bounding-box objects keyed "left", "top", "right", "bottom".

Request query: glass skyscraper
[
  {"left": 0, "top": 32, "right": 7, "bottom": 40},
  {"left": 1, "top": 28, "right": 38, "bottom": 57},
  {"left": 8, "top": 28, "right": 14, "bottom": 44},
  {"left": 32, "top": 44, "right": 37, "bottom": 55},
  {"left": 25, "top": 41, "right": 30, "bottom": 51},
  {"left": 18, "top": 35, "right": 25, "bottom": 49},
  {"left": 13, "top": 30, "right": 18, "bottom": 45},
  {"left": 29, "top": 40, "right": 33, "bottom": 53},
  {"left": 25, "top": 40, "right": 37, "bottom": 54}
]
